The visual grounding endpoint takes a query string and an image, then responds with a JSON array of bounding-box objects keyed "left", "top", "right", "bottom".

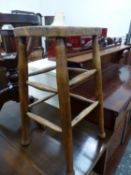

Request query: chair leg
[{"left": 18, "top": 37, "right": 30, "bottom": 145}]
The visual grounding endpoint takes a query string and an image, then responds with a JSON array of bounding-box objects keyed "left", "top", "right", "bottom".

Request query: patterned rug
[{"left": 115, "top": 139, "right": 131, "bottom": 175}]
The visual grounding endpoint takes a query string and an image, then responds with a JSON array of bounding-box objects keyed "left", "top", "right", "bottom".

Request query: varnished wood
[
  {"left": 56, "top": 38, "right": 74, "bottom": 175},
  {"left": 27, "top": 57, "right": 131, "bottom": 174},
  {"left": 14, "top": 26, "right": 102, "bottom": 37},
  {"left": 71, "top": 101, "right": 99, "bottom": 127},
  {"left": 92, "top": 35, "right": 105, "bottom": 138},
  {"left": 0, "top": 135, "right": 45, "bottom": 175},
  {"left": 68, "top": 45, "right": 130, "bottom": 64},
  {"left": 18, "top": 37, "right": 29, "bottom": 145},
  {"left": 15, "top": 26, "right": 106, "bottom": 174},
  {"left": 68, "top": 67, "right": 87, "bottom": 72},
  {"left": 0, "top": 101, "right": 111, "bottom": 175},
  {"left": 105, "top": 122, "right": 131, "bottom": 175},
  {"left": 71, "top": 64, "right": 131, "bottom": 114},
  {"left": 27, "top": 112, "right": 62, "bottom": 132},
  {"left": 103, "top": 65, "right": 131, "bottom": 113},
  {"left": 27, "top": 81, "right": 57, "bottom": 93},
  {"left": 70, "top": 93, "right": 95, "bottom": 103},
  {"left": 28, "top": 65, "right": 56, "bottom": 77},
  {"left": 29, "top": 93, "right": 56, "bottom": 108},
  {"left": 69, "top": 61, "right": 131, "bottom": 166},
  {"left": 69, "top": 69, "right": 96, "bottom": 87}
]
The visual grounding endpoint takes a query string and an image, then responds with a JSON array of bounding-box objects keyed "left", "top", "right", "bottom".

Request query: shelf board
[{"left": 68, "top": 45, "right": 130, "bottom": 64}]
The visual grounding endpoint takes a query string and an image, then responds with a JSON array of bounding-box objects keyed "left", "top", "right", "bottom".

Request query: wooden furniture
[
  {"left": 23, "top": 43, "right": 131, "bottom": 174},
  {"left": 68, "top": 45, "right": 130, "bottom": 68},
  {"left": 66, "top": 45, "right": 131, "bottom": 173},
  {"left": 0, "top": 100, "right": 111, "bottom": 175},
  {"left": 27, "top": 58, "right": 131, "bottom": 174},
  {"left": 14, "top": 26, "right": 106, "bottom": 175},
  {"left": 0, "top": 12, "right": 43, "bottom": 110}
]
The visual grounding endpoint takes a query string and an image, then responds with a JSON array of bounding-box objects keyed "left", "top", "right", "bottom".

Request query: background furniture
[
  {"left": 67, "top": 44, "right": 131, "bottom": 174},
  {"left": 0, "top": 12, "right": 43, "bottom": 110},
  {"left": 26, "top": 44, "right": 131, "bottom": 174}
]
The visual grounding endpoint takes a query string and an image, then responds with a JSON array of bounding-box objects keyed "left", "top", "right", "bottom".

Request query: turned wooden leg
[
  {"left": 92, "top": 35, "right": 106, "bottom": 138},
  {"left": 56, "top": 38, "right": 74, "bottom": 175},
  {"left": 18, "top": 37, "right": 30, "bottom": 145}
]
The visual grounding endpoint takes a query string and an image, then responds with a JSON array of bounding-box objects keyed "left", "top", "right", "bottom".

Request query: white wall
[{"left": 0, "top": 0, "right": 131, "bottom": 37}]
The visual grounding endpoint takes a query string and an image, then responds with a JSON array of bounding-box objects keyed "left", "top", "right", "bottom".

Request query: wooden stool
[{"left": 14, "top": 26, "right": 106, "bottom": 175}]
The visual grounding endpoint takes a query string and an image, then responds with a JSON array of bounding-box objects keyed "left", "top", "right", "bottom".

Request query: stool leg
[
  {"left": 92, "top": 35, "right": 106, "bottom": 138},
  {"left": 56, "top": 38, "right": 74, "bottom": 175},
  {"left": 18, "top": 37, "right": 30, "bottom": 145}
]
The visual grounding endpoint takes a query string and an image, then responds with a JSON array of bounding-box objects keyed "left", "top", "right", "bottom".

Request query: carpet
[{"left": 115, "top": 139, "right": 131, "bottom": 175}]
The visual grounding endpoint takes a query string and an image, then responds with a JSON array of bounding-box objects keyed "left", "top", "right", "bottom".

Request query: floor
[
  {"left": 0, "top": 100, "right": 111, "bottom": 175},
  {"left": 115, "top": 139, "right": 131, "bottom": 175}
]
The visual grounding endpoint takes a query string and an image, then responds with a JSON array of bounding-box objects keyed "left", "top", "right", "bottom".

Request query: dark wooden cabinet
[
  {"left": 0, "top": 12, "right": 43, "bottom": 110},
  {"left": 67, "top": 45, "right": 131, "bottom": 173},
  {"left": 28, "top": 45, "right": 131, "bottom": 174}
]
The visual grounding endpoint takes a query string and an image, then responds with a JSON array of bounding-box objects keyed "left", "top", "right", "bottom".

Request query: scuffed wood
[
  {"left": 18, "top": 37, "right": 30, "bottom": 145},
  {"left": 14, "top": 26, "right": 102, "bottom": 37},
  {"left": 68, "top": 45, "right": 130, "bottom": 63},
  {"left": 56, "top": 38, "right": 74, "bottom": 174},
  {"left": 92, "top": 35, "right": 105, "bottom": 138}
]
